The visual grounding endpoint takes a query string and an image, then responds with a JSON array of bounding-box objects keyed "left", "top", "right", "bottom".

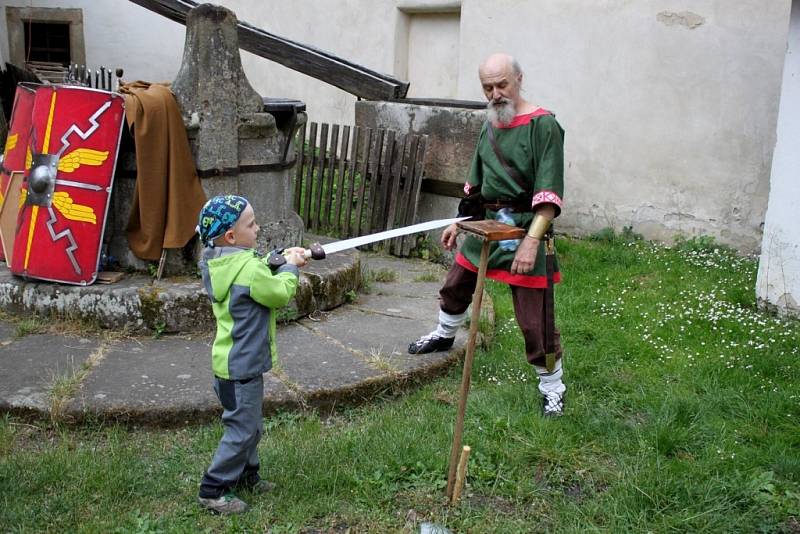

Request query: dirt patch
[
  {"left": 782, "top": 517, "right": 800, "bottom": 534},
  {"left": 465, "top": 493, "right": 518, "bottom": 515}
]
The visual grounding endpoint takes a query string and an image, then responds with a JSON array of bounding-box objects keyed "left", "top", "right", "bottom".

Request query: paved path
[{"left": 0, "top": 254, "right": 489, "bottom": 426}]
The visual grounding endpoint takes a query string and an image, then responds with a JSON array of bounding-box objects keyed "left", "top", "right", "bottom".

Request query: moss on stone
[{"left": 138, "top": 286, "right": 165, "bottom": 333}]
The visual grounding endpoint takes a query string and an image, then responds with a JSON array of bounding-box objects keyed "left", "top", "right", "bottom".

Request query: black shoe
[
  {"left": 408, "top": 333, "right": 455, "bottom": 354},
  {"left": 542, "top": 391, "right": 565, "bottom": 417}
]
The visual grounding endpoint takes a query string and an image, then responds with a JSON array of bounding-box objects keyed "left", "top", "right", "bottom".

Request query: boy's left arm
[{"left": 250, "top": 261, "right": 300, "bottom": 309}]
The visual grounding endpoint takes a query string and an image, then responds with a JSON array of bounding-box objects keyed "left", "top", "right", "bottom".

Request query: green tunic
[{"left": 457, "top": 110, "right": 565, "bottom": 288}]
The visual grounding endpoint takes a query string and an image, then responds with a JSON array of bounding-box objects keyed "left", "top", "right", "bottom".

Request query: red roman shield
[
  {"left": 0, "top": 84, "right": 37, "bottom": 261},
  {"left": 10, "top": 85, "right": 125, "bottom": 285}
]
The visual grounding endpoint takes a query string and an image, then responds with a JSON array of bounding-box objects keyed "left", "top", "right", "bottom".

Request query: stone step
[{"left": 0, "top": 247, "right": 360, "bottom": 335}]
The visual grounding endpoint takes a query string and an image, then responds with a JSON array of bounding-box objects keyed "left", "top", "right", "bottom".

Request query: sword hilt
[
  {"left": 306, "top": 243, "right": 326, "bottom": 260},
  {"left": 267, "top": 243, "right": 325, "bottom": 270}
]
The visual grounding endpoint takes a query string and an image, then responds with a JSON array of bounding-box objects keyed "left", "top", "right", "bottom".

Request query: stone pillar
[{"left": 172, "top": 3, "right": 304, "bottom": 253}]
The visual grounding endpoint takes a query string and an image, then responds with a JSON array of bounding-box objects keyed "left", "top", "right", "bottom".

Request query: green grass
[{"left": 2, "top": 234, "right": 799, "bottom": 533}]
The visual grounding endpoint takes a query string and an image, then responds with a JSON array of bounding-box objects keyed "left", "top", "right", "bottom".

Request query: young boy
[{"left": 195, "top": 194, "right": 307, "bottom": 514}]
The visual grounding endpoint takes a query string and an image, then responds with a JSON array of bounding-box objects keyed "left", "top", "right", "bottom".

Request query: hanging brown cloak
[{"left": 120, "top": 81, "right": 207, "bottom": 260}]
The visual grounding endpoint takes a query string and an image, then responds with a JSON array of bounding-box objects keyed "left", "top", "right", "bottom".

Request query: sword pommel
[{"left": 307, "top": 243, "right": 326, "bottom": 260}]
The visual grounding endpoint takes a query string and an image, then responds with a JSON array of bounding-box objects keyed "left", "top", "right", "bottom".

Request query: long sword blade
[{"left": 321, "top": 216, "right": 469, "bottom": 255}]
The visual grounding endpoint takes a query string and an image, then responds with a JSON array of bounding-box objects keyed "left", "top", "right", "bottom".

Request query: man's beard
[{"left": 487, "top": 98, "right": 516, "bottom": 126}]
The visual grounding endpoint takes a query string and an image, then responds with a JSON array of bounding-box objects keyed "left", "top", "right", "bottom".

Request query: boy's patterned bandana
[{"left": 196, "top": 195, "right": 249, "bottom": 247}]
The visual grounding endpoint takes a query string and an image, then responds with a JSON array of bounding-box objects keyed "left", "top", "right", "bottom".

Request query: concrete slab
[
  {"left": 303, "top": 295, "right": 469, "bottom": 375},
  {"left": 362, "top": 254, "right": 447, "bottom": 284},
  {"left": 0, "top": 334, "right": 99, "bottom": 414},
  {"left": 361, "top": 253, "right": 448, "bottom": 299},
  {"left": 0, "top": 253, "right": 496, "bottom": 426},
  {"left": 276, "top": 322, "right": 386, "bottom": 406},
  {"left": 0, "top": 320, "right": 16, "bottom": 341},
  {"left": 66, "top": 335, "right": 298, "bottom": 425}
]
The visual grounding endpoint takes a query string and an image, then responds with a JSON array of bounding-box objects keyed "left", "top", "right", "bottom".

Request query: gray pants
[{"left": 199, "top": 375, "right": 264, "bottom": 498}]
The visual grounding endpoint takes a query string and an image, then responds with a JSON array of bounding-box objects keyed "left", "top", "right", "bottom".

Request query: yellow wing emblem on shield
[
  {"left": 4, "top": 133, "right": 17, "bottom": 155},
  {"left": 58, "top": 148, "right": 109, "bottom": 173},
  {"left": 52, "top": 191, "right": 96, "bottom": 224},
  {"left": 25, "top": 147, "right": 32, "bottom": 170},
  {"left": 18, "top": 187, "right": 27, "bottom": 208}
]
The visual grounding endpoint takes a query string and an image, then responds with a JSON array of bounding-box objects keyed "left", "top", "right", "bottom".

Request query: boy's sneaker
[
  {"left": 408, "top": 333, "right": 455, "bottom": 354},
  {"left": 542, "top": 391, "right": 565, "bottom": 417},
  {"left": 198, "top": 492, "right": 249, "bottom": 515}
]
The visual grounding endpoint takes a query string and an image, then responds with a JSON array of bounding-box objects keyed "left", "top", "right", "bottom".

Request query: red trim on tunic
[
  {"left": 532, "top": 190, "right": 563, "bottom": 210},
  {"left": 496, "top": 108, "right": 552, "bottom": 129},
  {"left": 455, "top": 252, "right": 561, "bottom": 288}
]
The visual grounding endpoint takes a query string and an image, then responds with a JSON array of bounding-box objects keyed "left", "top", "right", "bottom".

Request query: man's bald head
[{"left": 479, "top": 53, "right": 522, "bottom": 79}]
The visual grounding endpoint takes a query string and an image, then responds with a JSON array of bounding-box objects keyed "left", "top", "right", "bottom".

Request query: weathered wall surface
[
  {"left": 457, "top": 1, "right": 791, "bottom": 252},
  {"left": 757, "top": 1, "right": 800, "bottom": 317},
  {"left": 0, "top": 0, "right": 793, "bottom": 253}
]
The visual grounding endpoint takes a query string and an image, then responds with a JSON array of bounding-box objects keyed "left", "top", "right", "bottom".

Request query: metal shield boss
[
  {"left": 0, "top": 84, "right": 37, "bottom": 261},
  {"left": 10, "top": 85, "right": 125, "bottom": 285}
]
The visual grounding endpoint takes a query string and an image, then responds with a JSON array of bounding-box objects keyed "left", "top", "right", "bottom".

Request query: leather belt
[{"left": 483, "top": 198, "right": 532, "bottom": 212}]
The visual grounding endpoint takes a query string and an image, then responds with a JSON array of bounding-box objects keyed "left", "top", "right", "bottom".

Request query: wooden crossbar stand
[
  {"left": 446, "top": 219, "right": 526, "bottom": 503},
  {"left": 456, "top": 219, "right": 527, "bottom": 242}
]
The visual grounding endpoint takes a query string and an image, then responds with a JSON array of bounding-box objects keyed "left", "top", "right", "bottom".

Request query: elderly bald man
[{"left": 408, "top": 53, "right": 567, "bottom": 417}]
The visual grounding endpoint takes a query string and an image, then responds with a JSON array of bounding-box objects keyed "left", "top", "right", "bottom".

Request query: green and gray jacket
[{"left": 199, "top": 246, "right": 299, "bottom": 380}]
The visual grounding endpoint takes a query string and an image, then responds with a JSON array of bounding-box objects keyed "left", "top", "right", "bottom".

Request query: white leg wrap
[
  {"left": 535, "top": 358, "right": 566, "bottom": 397},
  {"left": 434, "top": 309, "right": 468, "bottom": 338}
]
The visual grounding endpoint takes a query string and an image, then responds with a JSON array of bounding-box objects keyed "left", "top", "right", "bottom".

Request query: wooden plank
[
  {"left": 96, "top": 271, "right": 126, "bottom": 284},
  {"left": 457, "top": 219, "right": 526, "bottom": 241},
  {"left": 343, "top": 126, "right": 361, "bottom": 238},
  {"left": 386, "top": 134, "right": 410, "bottom": 230},
  {"left": 127, "top": 0, "right": 409, "bottom": 100},
  {"left": 333, "top": 125, "right": 350, "bottom": 234},
  {"left": 323, "top": 124, "right": 339, "bottom": 229},
  {"left": 353, "top": 128, "right": 373, "bottom": 237},
  {"left": 392, "top": 134, "right": 418, "bottom": 255},
  {"left": 362, "top": 129, "right": 384, "bottom": 237},
  {"left": 385, "top": 133, "right": 407, "bottom": 250},
  {"left": 302, "top": 122, "right": 318, "bottom": 228},
  {"left": 371, "top": 129, "right": 395, "bottom": 236},
  {"left": 293, "top": 122, "right": 306, "bottom": 212},
  {"left": 402, "top": 135, "right": 428, "bottom": 255},
  {"left": 311, "top": 123, "right": 329, "bottom": 233},
  {"left": 420, "top": 178, "right": 465, "bottom": 198}
]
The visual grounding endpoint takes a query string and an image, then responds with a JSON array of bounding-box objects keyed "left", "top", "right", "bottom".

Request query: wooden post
[
  {"left": 445, "top": 220, "right": 526, "bottom": 502},
  {"left": 446, "top": 239, "right": 489, "bottom": 500},
  {"left": 451, "top": 445, "right": 471, "bottom": 504}
]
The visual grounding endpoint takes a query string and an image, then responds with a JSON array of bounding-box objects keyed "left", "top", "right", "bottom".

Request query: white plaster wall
[
  {"left": 219, "top": 0, "right": 401, "bottom": 127},
  {"left": 405, "top": 12, "right": 460, "bottom": 98},
  {"left": 0, "top": 0, "right": 186, "bottom": 82},
  {"left": 458, "top": 0, "right": 791, "bottom": 252},
  {"left": 757, "top": 0, "right": 800, "bottom": 316}
]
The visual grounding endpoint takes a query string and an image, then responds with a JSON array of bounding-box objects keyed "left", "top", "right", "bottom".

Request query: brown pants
[{"left": 439, "top": 264, "right": 562, "bottom": 367}]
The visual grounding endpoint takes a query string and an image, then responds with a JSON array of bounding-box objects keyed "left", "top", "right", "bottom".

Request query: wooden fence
[{"left": 293, "top": 122, "right": 428, "bottom": 256}]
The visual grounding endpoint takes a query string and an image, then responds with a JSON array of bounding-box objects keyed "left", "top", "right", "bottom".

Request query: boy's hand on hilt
[
  {"left": 283, "top": 247, "right": 308, "bottom": 267},
  {"left": 268, "top": 244, "right": 326, "bottom": 270}
]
